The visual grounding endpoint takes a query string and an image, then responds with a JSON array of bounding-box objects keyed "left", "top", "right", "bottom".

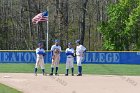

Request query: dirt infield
[{"left": 0, "top": 73, "right": 140, "bottom": 93}]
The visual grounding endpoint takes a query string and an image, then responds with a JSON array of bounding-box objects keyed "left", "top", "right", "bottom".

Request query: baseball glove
[{"left": 54, "top": 49, "right": 60, "bottom": 54}]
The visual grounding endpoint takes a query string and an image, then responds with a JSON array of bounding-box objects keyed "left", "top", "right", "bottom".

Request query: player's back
[{"left": 76, "top": 45, "right": 86, "bottom": 56}]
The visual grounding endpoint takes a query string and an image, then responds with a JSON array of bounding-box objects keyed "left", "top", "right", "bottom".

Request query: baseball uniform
[
  {"left": 34, "top": 47, "right": 46, "bottom": 76},
  {"left": 76, "top": 40, "right": 86, "bottom": 76},
  {"left": 65, "top": 47, "right": 74, "bottom": 76},
  {"left": 50, "top": 43, "right": 61, "bottom": 76}
]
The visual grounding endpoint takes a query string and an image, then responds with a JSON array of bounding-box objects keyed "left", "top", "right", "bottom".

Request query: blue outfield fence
[{"left": 0, "top": 51, "right": 140, "bottom": 64}]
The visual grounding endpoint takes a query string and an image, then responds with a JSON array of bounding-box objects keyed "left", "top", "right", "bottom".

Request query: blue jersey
[
  {"left": 65, "top": 48, "right": 74, "bottom": 57},
  {"left": 36, "top": 48, "right": 46, "bottom": 57}
]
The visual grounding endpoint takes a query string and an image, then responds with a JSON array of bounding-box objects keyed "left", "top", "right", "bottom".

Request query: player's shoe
[
  {"left": 34, "top": 73, "right": 37, "bottom": 76},
  {"left": 77, "top": 74, "right": 82, "bottom": 76},
  {"left": 49, "top": 73, "right": 53, "bottom": 76},
  {"left": 72, "top": 74, "right": 74, "bottom": 76},
  {"left": 65, "top": 74, "right": 68, "bottom": 76},
  {"left": 43, "top": 73, "right": 47, "bottom": 76},
  {"left": 55, "top": 73, "right": 59, "bottom": 76}
]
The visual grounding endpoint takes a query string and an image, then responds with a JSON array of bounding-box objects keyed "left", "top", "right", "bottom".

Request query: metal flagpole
[
  {"left": 46, "top": 8, "right": 49, "bottom": 51},
  {"left": 46, "top": 19, "right": 49, "bottom": 51}
]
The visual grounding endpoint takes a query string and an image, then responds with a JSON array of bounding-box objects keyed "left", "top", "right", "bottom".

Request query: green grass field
[
  {"left": 0, "top": 83, "right": 22, "bottom": 93},
  {"left": 0, "top": 64, "right": 140, "bottom": 75}
]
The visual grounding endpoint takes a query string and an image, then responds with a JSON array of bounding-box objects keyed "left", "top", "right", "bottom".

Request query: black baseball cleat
[
  {"left": 65, "top": 74, "right": 68, "bottom": 76},
  {"left": 43, "top": 73, "right": 47, "bottom": 76},
  {"left": 77, "top": 74, "right": 82, "bottom": 76},
  {"left": 49, "top": 73, "right": 53, "bottom": 76},
  {"left": 72, "top": 74, "right": 74, "bottom": 76},
  {"left": 34, "top": 73, "right": 37, "bottom": 76},
  {"left": 55, "top": 73, "right": 59, "bottom": 76}
]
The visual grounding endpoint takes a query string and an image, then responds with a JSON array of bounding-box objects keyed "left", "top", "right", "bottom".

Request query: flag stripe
[{"left": 32, "top": 12, "right": 48, "bottom": 24}]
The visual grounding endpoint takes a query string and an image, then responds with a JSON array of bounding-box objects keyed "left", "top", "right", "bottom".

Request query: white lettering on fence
[
  {"left": 85, "top": 53, "right": 120, "bottom": 63},
  {"left": 3, "top": 52, "right": 9, "bottom": 62}
]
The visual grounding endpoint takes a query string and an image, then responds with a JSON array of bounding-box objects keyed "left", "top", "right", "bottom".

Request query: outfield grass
[
  {"left": 0, "top": 83, "right": 22, "bottom": 93},
  {"left": 0, "top": 64, "right": 140, "bottom": 75}
]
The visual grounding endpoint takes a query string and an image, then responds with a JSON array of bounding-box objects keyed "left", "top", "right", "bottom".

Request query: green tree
[{"left": 99, "top": 0, "right": 140, "bottom": 51}]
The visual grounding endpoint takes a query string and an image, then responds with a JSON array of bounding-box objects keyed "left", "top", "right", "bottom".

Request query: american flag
[{"left": 32, "top": 11, "right": 48, "bottom": 24}]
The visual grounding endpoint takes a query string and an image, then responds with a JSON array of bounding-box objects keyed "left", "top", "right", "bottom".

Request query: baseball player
[
  {"left": 50, "top": 40, "right": 61, "bottom": 76},
  {"left": 65, "top": 42, "right": 74, "bottom": 76},
  {"left": 34, "top": 42, "right": 46, "bottom": 76},
  {"left": 75, "top": 40, "right": 86, "bottom": 76}
]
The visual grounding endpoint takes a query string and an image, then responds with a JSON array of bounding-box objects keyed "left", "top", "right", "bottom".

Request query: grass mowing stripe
[
  {"left": 0, "top": 64, "right": 140, "bottom": 75},
  {"left": 0, "top": 83, "right": 22, "bottom": 93}
]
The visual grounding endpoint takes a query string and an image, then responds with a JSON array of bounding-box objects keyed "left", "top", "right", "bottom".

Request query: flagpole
[
  {"left": 46, "top": 20, "right": 48, "bottom": 51},
  {"left": 46, "top": 8, "right": 49, "bottom": 64},
  {"left": 46, "top": 7, "right": 49, "bottom": 51}
]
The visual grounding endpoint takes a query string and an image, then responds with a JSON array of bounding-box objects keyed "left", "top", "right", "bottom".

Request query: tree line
[{"left": 0, "top": 0, "right": 139, "bottom": 51}]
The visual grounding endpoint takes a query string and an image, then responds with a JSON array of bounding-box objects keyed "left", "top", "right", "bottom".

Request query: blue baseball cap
[
  {"left": 68, "top": 42, "right": 72, "bottom": 45},
  {"left": 55, "top": 39, "right": 60, "bottom": 43},
  {"left": 38, "top": 42, "right": 43, "bottom": 46},
  {"left": 75, "top": 40, "right": 80, "bottom": 44}
]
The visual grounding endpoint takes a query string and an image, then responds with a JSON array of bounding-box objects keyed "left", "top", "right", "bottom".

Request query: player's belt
[
  {"left": 76, "top": 55, "right": 81, "bottom": 56},
  {"left": 37, "top": 57, "right": 43, "bottom": 59},
  {"left": 67, "top": 57, "right": 73, "bottom": 58}
]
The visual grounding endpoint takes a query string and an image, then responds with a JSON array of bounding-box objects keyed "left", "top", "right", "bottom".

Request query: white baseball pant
[
  {"left": 35, "top": 56, "right": 45, "bottom": 69},
  {"left": 51, "top": 55, "right": 60, "bottom": 67},
  {"left": 66, "top": 57, "right": 74, "bottom": 69},
  {"left": 76, "top": 56, "right": 84, "bottom": 66}
]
